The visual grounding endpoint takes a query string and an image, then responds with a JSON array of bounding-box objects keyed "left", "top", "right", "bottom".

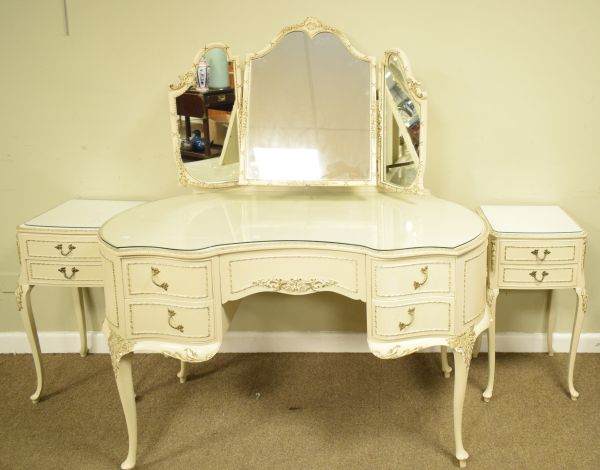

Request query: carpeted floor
[{"left": 1, "top": 352, "right": 599, "bottom": 469}]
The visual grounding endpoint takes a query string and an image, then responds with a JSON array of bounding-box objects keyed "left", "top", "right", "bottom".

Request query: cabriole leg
[
  {"left": 440, "top": 346, "right": 452, "bottom": 378},
  {"left": 483, "top": 289, "right": 499, "bottom": 403},
  {"left": 546, "top": 290, "right": 555, "bottom": 356},
  {"left": 177, "top": 361, "right": 188, "bottom": 384},
  {"left": 568, "top": 288, "right": 587, "bottom": 400},
  {"left": 453, "top": 350, "right": 470, "bottom": 468},
  {"left": 114, "top": 353, "right": 137, "bottom": 469},
  {"left": 17, "top": 283, "right": 44, "bottom": 404},
  {"left": 72, "top": 287, "right": 88, "bottom": 357}
]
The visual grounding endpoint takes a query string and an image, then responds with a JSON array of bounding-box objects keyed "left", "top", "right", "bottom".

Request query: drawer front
[
  {"left": 124, "top": 259, "right": 212, "bottom": 299},
  {"left": 27, "top": 261, "right": 103, "bottom": 284},
  {"left": 204, "top": 91, "right": 235, "bottom": 107},
  {"left": 373, "top": 259, "right": 452, "bottom": 298},
  {"left": 499, "top": 240, "right": 579, "bottom": 264},
  {"left": 24, "top": 237, "right": 100, "bottom": 260},
  {"left": 221, "top": 250, "right": 365, "bottom": 302},
  {"left": 500, "top": 265, "right": 577, "bottom": 288},
  {"left": 127, "top": 301, "right": 213, "bottom": 340},
  {"left": 372, "top": 299, "right": 453, "bottom": 339}
]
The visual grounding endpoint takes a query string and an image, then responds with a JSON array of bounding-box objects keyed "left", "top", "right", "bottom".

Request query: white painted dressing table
[
  {"left": 479, "top": 205, "right": 587, "bottom": 401},
  {"left": 99, "top": 18, "right": 491, "bottom": 468},
  {"left": 16, "top": 199, "right": 143, "bottom": 403}
]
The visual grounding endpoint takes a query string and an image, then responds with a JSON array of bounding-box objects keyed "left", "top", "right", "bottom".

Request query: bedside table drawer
[
  {"left": 23, "top": 237, "right": 100, "bottom": 260},
  {"left": 127, "top": 301, "right": 213, "bottom": 341},
  {"left": 499, "top": 265, "right": 577, "bottom": 288},
  {"left": 124, "top": 259, "right": 212, "bottom": 300},
  {"left": 27, "top": 261, "right": 103, "bottom": 285},
  {"left": 371, "top": 299, "right": 453, "bottom": 339},
  {"left": 499, "top": 240, "right": 579, "bottom": 264},
  {"left": 373, "top": 259, "right": 453, "bottom": 298}
]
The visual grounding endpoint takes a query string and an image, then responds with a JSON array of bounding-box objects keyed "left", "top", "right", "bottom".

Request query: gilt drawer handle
[
  {"left": 531, "top": 249, "right": 551, "bottom": 261},
  {"left": 529, "top": 270, "right": 549, "bottom": 282},
  {"left": 58, "top": 267, "right": 79, "bottom": 279},
  {"left": 151, "top": 267, "right": 169, "bottom": 291},
  {"left": 398, "top": 307, "right": 416, "bottom": 331},
  {"left": 413, "top": 266, "right": 429, "bottom": 290},
  {"left": 167, "top": 309, "right": 184, "bottom": 333},
  {"left": 55, "top": 244, "right": 76, "bottom": 256},
  {"left": 216, "top": 94, "right": 226, "bottom": 102}
]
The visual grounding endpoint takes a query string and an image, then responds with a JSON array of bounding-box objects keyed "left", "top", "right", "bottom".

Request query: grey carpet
[{"left": 1, "top": 353, "right": 599, "bottom": 469}]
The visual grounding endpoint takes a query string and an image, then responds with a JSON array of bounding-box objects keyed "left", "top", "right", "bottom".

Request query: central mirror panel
[{"left": 241, "top": 26, "right": 376, "bottom": 185}]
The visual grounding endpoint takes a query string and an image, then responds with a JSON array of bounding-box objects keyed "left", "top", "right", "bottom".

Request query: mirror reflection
[
  {"left": 243, "top": 31, "right": 374, "bottom": 184},
  {"left": 174, "top": 46, "right": 239, "bottom": 183},
  {"left": 382, "top": 52, "right": 422, "bottom": 188}
]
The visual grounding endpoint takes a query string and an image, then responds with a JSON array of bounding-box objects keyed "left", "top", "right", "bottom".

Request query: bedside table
[
  {"left": 478, "top": 205, "right": 588, "bottom": 401},
  {"left": 16, "top": 199, "right": 143, "bottom": 403}
]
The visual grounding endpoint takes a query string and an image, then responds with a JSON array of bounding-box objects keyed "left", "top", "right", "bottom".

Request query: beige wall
[{"left": 1, "top": 0, "right": 598, "bottom": 336}]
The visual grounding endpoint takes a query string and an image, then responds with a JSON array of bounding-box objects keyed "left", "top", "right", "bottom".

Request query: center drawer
[
  {"left": 127, "top": 301, "right": 213, "bottom": 341},
  {"left": 220, "top": 250, "right": 365, "bottom": 302},
  {"left": 123, "top": 259, "right": 212, "bottom": 299},
  {"left": 373, "top": 259, "right": 453, "bottom": 298}
]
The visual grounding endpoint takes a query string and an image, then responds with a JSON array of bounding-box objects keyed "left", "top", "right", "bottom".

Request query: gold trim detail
[
  {"left": 251, "top": 278, "right": 338, "bottom": 293},
  {"left": 581, "top": 290, "right": 588, "bottom": 313},
  {"left": 490, "top": 240, "right": 496, "bottom": 268},
  {"left": 107, "top": 329, "right": 133, "bottom": 377},
  {"left": 413, "top": 266, "right": 429, "bottom": 290},
  {"left": 15, "top": 284, "right": 23, "bottom": 311},
  {"left": 398, "top": 307, "right": 416, "bottom": 331},
  {"left": 167, "top": 309, "right": 184, "bottom": 333},
  {"left": 372, "top": 345, "right": 423, "bottom": 360},
  {"left": 448, "top": 327, "right": 476, "bottom": 367},
  {"left": 162, "top": 348, "right": 217, "bottom": 363},
  {"left": 150, "top": 266, "right": 169, "bottom": 291},
  {"left": 169, "top": 70, "right": 196, "bottom": 91},
  {"left": 406, "top": 78, "right": 425, "bottom": 99}
]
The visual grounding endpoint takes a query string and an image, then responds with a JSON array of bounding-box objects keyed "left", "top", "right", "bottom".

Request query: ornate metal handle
[
  {"left": 398, "top": 307, "right": 416, "bottom": 331},
  {"left": 531, "top": 249, "right": 551, "bottom": 261},
  {"left": 413, "top": 266, "right": 429, "bottom": 290},
  {"left": 58, "top": 267, "right": 79, "bottom": 279},
  {"left": 529, "top": 270, "right": 549, "bottom": 282},
  {"left": 216, "top": 94, "right": 226, "bottom": 102},
  {"left": 55, "top": 244, "right": 76, "bottom": 256},
  {"left": 151, "top": 267, "right": 169, "bottom": 291},
  {"left": 167, "top": 309, "right": 184, "bottom": 333}
]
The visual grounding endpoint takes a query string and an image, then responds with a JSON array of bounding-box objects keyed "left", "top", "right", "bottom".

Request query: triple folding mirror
[{"left": 168, "top": 18, "right": 427, "bottom": 192}]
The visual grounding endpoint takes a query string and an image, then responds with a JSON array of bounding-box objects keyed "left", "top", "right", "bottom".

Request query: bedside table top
[
  {"left": 23, "top": 199, "right": 144, "bottom": 230},
  {"left": 480, "top": 205, "right": 583, "bottom": 234}
]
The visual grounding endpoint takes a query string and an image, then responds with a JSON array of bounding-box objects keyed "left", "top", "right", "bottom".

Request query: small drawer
[
  {"left": 127, "top": 301, "right": 213, "bottom": 340},
  {"left": 27, "top": 261, "right": 103, "bottom": 285},
  {"left": 373, "top": 259, "right": 452, "bottom": 298},
  {"left": 499, "top": 240, "right": 578, "bottom": 264},
  {"left": 204, "top": 91, "right": 235, "bottom": 107},
  {"left": 124, "top": 259, "right": 212, "bottom": 299},
  {"left": 221, "top": 250, "right": 365, "bottom": 302},
  {"left": 500, "top": 265, "right": 577, "bottom": 288},
  {"left": 24, "top": 237, "right": 100, "bottom": 259},
  {"left": 372, "top": 299, "right": 453, "bottom": 339}
]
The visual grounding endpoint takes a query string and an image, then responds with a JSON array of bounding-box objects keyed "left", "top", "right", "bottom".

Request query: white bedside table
[
  {"left": 16, "top": 199, "right": 143, "bottom": 403},
  {"left": 478, "top": 205, "right": 588, "bottom": 401}
]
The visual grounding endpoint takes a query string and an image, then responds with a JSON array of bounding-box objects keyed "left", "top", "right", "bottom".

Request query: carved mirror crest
[
  {"left": 239, "top": 18, "right": 377, "bottom": 186},
  {"left": 168, "top": 43, "right": 242, "bottom": 188}
]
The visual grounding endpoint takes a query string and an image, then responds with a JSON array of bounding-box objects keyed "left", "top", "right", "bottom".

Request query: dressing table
[{"left": 100, "top": 18, "right": 491, "bottom": 468}]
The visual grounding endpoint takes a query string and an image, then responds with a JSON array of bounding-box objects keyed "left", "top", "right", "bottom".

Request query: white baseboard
[{"left": 1, "top": 331, "right": 599, "bottom": 354}]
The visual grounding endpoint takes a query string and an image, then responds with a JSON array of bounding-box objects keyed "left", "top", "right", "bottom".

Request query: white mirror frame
[
  {"left": 238, "top": 17, "right": 378, "bottom": 187},
  {"left": 168, "top": 43, "right": 242, "bottom": 189},
  {"left": 378, "top": 49, "right": 429, "bottom": 195}
]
